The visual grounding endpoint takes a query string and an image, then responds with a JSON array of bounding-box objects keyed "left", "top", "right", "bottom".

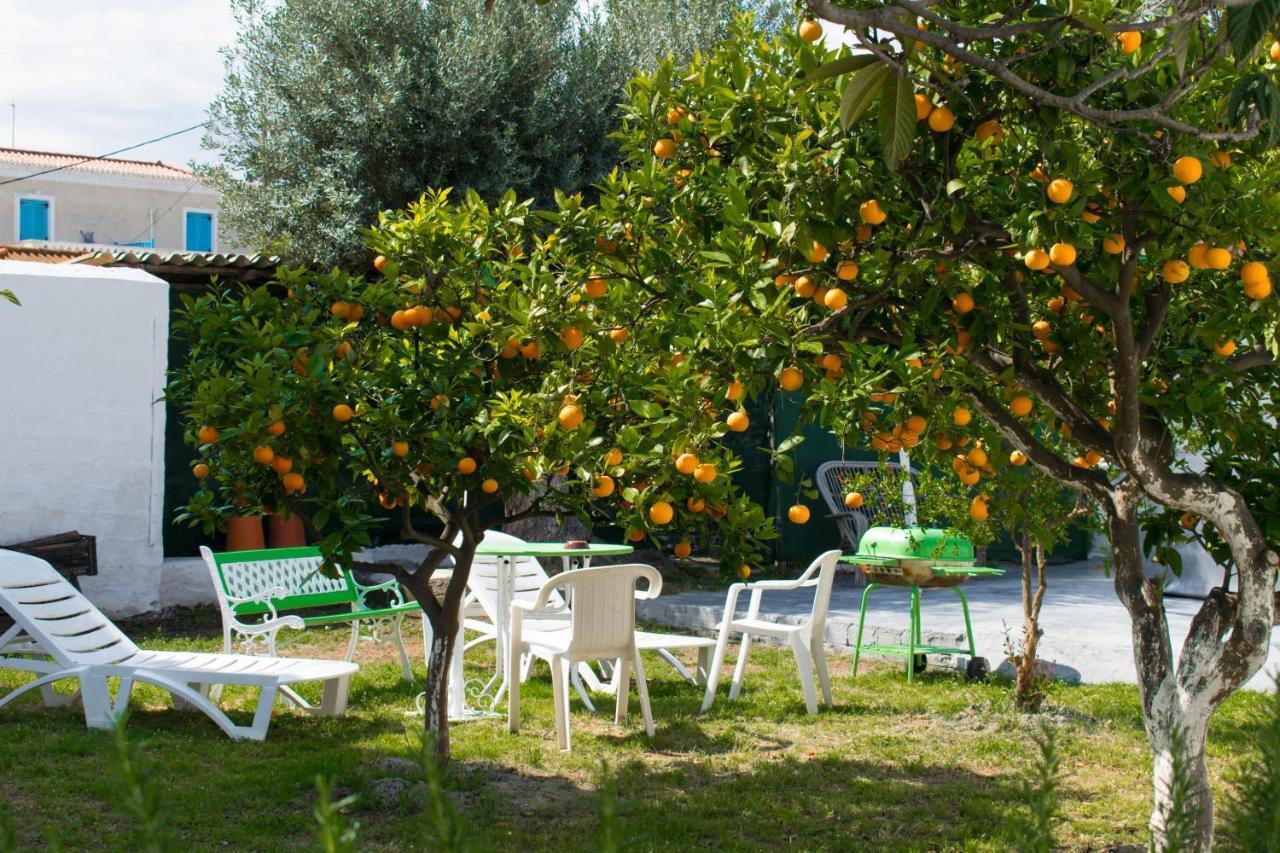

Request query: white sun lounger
[{"left": 0, "top": 549, "right": 356, "bottom": 741}]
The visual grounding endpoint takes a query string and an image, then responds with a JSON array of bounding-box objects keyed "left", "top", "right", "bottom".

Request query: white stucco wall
[{"left": 0, "top": 260, "right": 169, "bottom": 616}]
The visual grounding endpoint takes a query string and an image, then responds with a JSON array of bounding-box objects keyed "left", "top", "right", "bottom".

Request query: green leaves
[
  {"left": 839, "top": 62, "right": 892, "bottom": 131},
  {"left": 805, "top": 53, "right": 877, "bottom": 85},
  {"left": 1226, "top": 0, "right": 1280, "bottom": 61},
  {"left": 878, "top": 74, "right": 918, "bottom": 169},
  {"left": 1228, "top": 73, "right": 1280, "bottom": 143}
]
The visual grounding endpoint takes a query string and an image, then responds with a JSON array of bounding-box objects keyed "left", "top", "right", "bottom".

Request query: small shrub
[
  {"left": 1221, "top": 678, "right": 1280, "bottom": 851},
  {"left": 313, "top": 777, "right": 359, "bottom": 853},
  {"left": 1023, "top": 723, "right": 1062, "bottom": 853},
  {"left": 110, "top": 719, "right": 171, "bottom": 853}
]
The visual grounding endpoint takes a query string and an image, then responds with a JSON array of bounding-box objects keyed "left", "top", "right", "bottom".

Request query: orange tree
[
  {"left": 167, "top": 188, "right": 773, "bottom": 761},
  {"left": 540, "top": 13, "right": 1280, "bottom": 849}
]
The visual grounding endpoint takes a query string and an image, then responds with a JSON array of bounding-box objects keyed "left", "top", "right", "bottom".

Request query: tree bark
[
  {"left": 1107, "top": 486, "right": 1249, "bottom": 852},
  {"left": 421, "top": 609, "right": 458, "bottom": 765},
  {"left": 1013, "top": 536, "right": 1048, "bottom": 713},
  {"left": 394, "top": 532, "right": 477, "bottom": 768}
]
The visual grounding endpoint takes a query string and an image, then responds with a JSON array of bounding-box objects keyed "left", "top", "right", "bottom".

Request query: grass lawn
[{"left": 0, "top": 610, "right": 1267, "bottom": 851}]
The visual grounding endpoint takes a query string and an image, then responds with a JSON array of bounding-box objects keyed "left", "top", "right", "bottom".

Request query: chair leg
[
  {"left": 79, "top": 672, "right": 116, "bottom": 731},
  {"left": 633, "top": 649, "right": 654, "bottom": 737},
  {"left": 728, "top": 633, "right": 753, "bottom": 702},
  {"left": 321, "top": 674, "right": 351, "bottom": 717},
  {"left": 655, "top": 648, "right": 696, "bottom": 685},
  {"left": 790, "top": 634, "right": 819, "bottom": 715},
  {"left": 551, "top": 656, "right": 571, "bottom": 752},
  {"left": 701, "top": 625, "right": 733, "bottom": 712},
  {"left": 345, "top": 620, "right": 361, "bottom": 662},
  {"left": 696, "top": 645, "right": 714, "bottom": 687},
  {"left": 508, "top": 636, "right": 523, "bottom": 733},
  {"left": 391, "top": 615, "right": 414, "bottom": 681},
  {"left": 248, "top": 684, "right": 279, "bottom": 741},
  {"left": 813, "top": 638, "right": 832, "bottom": 707},
  {"left": 613, "top": 656, "right": 630, "bottom": 724}
]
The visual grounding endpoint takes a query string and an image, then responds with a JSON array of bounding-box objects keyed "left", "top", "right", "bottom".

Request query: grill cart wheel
[{"left": 966, "top": 657, "right": 989, "bottom": 681}]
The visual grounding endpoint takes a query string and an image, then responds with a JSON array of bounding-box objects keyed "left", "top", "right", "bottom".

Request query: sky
[{"left": 0, "top": 0, "right": 239, "bottom": 170}]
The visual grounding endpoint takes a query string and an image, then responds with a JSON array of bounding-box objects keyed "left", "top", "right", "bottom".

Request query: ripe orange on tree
[
  {"left": 845, "top": 491, "right": 864, "bottom": 509},
  {"left": 798, "top": 19, "right": 822, "bottom": 42},
  {"left": 1046, "top": 178, "right": 1073, "bottom": 204},
  {"left": 694, "top": 463, "right": 717, "bottom": 483},
  {"left": 252, "top": 445, "right": 275, "bottom": 465},
  {"left": 653, "top": 138, "right": 678, "bottom": 159},
  {"left": 271, "top": 455, "right": 293, "bottom": 474},
  {"left": 1117, "top": 31, "right": 1141, "bottom": 54},
  {"left": 457, "top": 456, "right": 477, "bottom": 475},
  {"left": 482, "top": 478, "right": 500, "bottom": 494},
  {"left": 332, "top": 404, "right": 354, "bottom": 422},
  {"left": 1173, "top": 156, "right": 1203, "bottom": 184},
  {"left": 649, "top": 501, "right": 674, "bottom": 525},
  {"left": 787, "top": 503, "right": 811, "bottom": 524},
  {"left": 674, "top": 541, "right": 692, "bottom": 559},
  {"left": 192, "top": 463, "right": 210, "bottom": 480},
  {"left": 859, "top": 199, "right": 887, "bottom": 225},
  {"left": 197, "top": 425, "right": 220, "bottom": 444},
  {"left": 591, "top": 476, "right": 615, "bottom": 498},
  {"left": 927, "top": 105, "right": 955, "bottom": 133},
  {"left": 726, "top": 410, "right": 749, "bottom": 432}
]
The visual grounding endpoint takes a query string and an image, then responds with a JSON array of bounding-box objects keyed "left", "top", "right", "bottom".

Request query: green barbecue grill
[{"left": 841, "top": 526, "right": 1004, "bottom": 682}]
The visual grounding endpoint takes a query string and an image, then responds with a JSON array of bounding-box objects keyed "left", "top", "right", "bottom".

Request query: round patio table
[{"left": 449, "top": 541, "right": 633, "bottom": 720}]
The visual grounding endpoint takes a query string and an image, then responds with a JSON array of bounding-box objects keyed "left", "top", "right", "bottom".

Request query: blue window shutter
[
  {"left": 18, "top": 199, "right": 50, "bottom": 241},
  {"left": 185, "top": 212, "right": 213, "bottom": 252}
]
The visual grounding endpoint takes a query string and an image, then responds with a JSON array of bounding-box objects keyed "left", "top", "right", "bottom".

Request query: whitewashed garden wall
[{"left": 0, "top": 260, "right": 169, "bottom": 615}]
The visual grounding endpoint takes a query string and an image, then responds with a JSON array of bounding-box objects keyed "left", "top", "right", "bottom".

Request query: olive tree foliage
[
  {"left": 201, "top": 0, "right": 782, "bottom": 268},
  {"left": 538, "top": 10, "right": 1280, "bottom": 851}
]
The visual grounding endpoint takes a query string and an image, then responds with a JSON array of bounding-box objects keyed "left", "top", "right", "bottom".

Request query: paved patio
[{"left": 638, "top": 561, "right": 1280, "bottom": 691}]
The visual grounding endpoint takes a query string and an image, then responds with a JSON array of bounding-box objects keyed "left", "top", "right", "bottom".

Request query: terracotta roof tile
[{"left": 0, "top": 147, "right": 198, "bottom": 183}]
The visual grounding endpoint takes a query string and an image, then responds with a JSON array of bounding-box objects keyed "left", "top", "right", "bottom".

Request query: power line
[{"left": 0, "top": 122, "right": 209, "bottom": 187}]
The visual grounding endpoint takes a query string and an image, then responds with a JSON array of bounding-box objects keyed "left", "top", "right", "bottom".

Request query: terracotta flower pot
[
  {"left": 266, "top": 513, "right": 306, "bottom": 549},
  {"left": 225, "top": 515, "right": 265, "bottom": 552}
]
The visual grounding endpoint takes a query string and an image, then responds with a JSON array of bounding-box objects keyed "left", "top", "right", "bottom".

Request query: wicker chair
[{"left": 815, "top": 460, "right": 919, "bottom": 584}]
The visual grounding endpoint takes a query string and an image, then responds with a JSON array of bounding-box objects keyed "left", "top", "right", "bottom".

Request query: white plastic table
[{"left": 448, "top": 542, "right": 633, "bottom": 720}]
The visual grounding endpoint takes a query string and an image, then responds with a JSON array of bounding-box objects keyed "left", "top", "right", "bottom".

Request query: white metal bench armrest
[{"left": 351, "top": 576, "right": 406, "bottom": 609}]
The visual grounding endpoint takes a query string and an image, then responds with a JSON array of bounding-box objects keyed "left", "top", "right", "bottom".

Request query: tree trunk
[
  {"left": 1148, "top": 696, "right": 1215, "bottom": 851},
  {"left": 396, "top": 536, "right": 476, "bottom": 768},
  {"left": 421, "top": 610, "right": 458, "bottom": 766},
  {"left": 1013, "top": 536, "right": 1048, "bottom": 713}
]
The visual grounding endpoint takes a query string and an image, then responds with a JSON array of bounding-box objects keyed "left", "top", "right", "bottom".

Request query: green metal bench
[{"left": 200, "top": 545, "right": 424, "bottom": 681}]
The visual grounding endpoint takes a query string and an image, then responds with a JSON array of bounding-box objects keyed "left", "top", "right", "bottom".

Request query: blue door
[
  {"left": 18, "top": 198, "right": 50, "bottom": 241},
  {"left": 185, "top": 211, "right": 213, "bottom": 252}
]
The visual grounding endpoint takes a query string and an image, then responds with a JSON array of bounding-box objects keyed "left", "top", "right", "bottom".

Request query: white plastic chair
[
  {"left": 460, "top": 530, "right": 715, "bottom": 704},
  {"left": 701, "top": 550, "right": 843, "bottom": 715},
  {"left": 0, "top": 550, "right": 356, "bottom": 741},
  {"left": 507, "top": 564, "right": 661, "bottom": 751}
]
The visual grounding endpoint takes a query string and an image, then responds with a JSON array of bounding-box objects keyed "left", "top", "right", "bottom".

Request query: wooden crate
[{"left": 1, "top": 532, "right": 98, "bottom": 632}]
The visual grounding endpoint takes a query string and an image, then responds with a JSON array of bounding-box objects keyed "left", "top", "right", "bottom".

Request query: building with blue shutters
[{"left": 0, "top": 147, "right": 237, "bottom": 254}]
